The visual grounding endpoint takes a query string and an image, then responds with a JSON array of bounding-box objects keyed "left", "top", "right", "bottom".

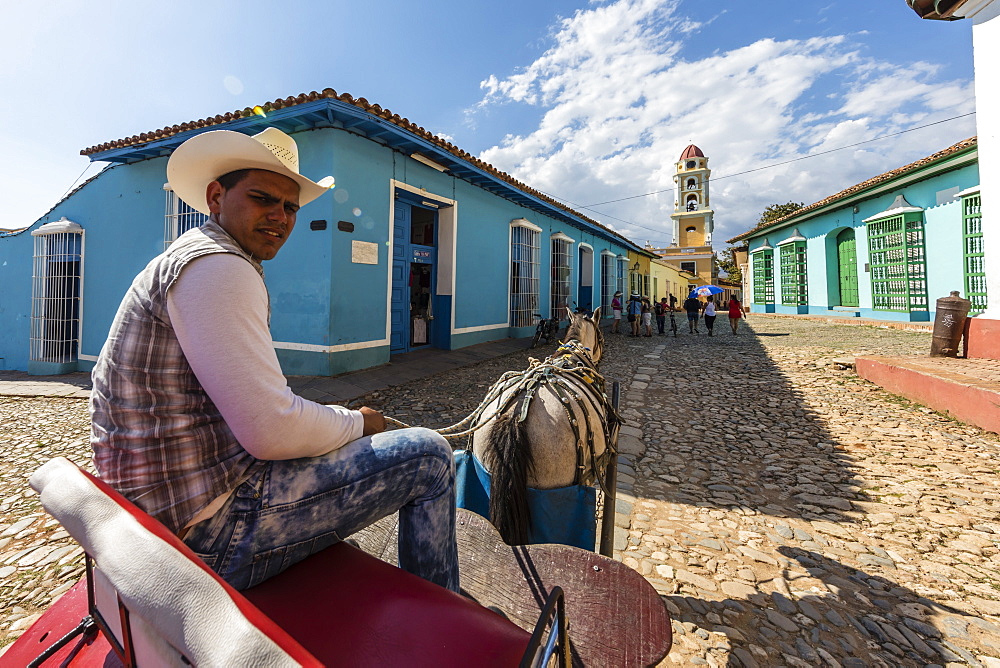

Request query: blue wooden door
[
  {"left": 577, "top": 246, "right": 592, "bottom": 312},
  {"left": 390, "top": 206, "right": 409, "bottom": 352}
]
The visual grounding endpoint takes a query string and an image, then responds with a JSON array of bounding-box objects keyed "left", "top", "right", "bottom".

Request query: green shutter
[
  {"left": 963, "top": 193, "right": 987, "bottom": 315},
  {"left": 867, "top": 213, "right": 928, "bottom": 312},
  {"left": 780, "top": 241, "right": 807, "bottom": 306},
  {"left": 753, "top": 250, "right": 774, "bottom": 303}
]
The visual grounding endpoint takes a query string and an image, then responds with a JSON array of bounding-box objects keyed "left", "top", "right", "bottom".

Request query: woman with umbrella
[
  {"left": 703, "top": 297, "right": 718, "bottom": 336},
  {"left": 687, "top": 285, "right": 724, "bottom": 335}
]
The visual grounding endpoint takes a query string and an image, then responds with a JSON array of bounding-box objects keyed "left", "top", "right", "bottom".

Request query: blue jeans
[{"left": 182, "top": 427, "right": 459, "bottom": 592}]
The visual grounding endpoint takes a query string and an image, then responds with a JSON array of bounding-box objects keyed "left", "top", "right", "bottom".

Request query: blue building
[
  {"left": 0, "top": 89, "right": 641, "bottom": 375},
  {"left": 728, "top": 137, "right": 984, "bottom": 322}
]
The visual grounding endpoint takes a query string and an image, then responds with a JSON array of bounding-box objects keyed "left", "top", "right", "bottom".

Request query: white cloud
[{"left": 469, "top": 0, "right": 976, "bottom": 246}]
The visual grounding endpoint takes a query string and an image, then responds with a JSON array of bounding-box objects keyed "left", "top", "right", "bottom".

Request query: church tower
[
  {"left": 647, "top": 144, "right": 718, "bottom": 284},
  {"left": 671, "top": 144, "right": 714, "bottom": 247}
]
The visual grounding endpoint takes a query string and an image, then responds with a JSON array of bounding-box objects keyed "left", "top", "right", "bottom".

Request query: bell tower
[
  {"left": 671, "top": 144, "right": 714, "bottom": 247},
  {"left": 648, "top": 144, "right": 718, "bottom": 284}
]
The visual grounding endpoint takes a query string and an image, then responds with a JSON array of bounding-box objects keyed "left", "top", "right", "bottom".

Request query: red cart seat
[{"left": 6, "top": 458, "right": 529, "bottom": 667}]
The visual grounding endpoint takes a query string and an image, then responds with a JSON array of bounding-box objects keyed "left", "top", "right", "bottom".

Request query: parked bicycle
[
  {"left": 669, "top": 309, "right": 678, "bottom": 337},
  {"left": 531, "top": 313, "right": 561, "bottom": 348}
]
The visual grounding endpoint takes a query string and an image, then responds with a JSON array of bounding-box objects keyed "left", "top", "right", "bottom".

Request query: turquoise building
[
  {"left": 728, "top": 138, "right": 984, "bottom": 322},
  {"left": 0, "top": 89, "right": 641, "bottom": 375}
]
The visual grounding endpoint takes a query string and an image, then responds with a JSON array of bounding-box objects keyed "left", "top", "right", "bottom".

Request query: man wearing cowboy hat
[{"left": 91, "top": 128, "right": 458, "bottom": 592}]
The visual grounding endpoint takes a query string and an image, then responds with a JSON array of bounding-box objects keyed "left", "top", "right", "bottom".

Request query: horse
[{"left": 471, "top": 306, "right": 620, "bottom": 545}]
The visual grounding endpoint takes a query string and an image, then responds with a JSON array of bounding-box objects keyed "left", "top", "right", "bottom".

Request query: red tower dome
[{"left": 679, "top": 144, "right": 705, "bottom": 160}]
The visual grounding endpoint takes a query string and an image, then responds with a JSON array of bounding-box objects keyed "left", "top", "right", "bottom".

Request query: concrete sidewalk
[
  {"left": 856, "top": 354, "right": 1000, "bottom": 434},
  {"left": 0, "top": 335, "right": 535, "bottom": 402},
  {"left": 752, "top": 311, "right": 934, "bottom": 332}
]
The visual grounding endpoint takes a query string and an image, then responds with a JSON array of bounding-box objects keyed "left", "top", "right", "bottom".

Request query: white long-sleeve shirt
[{"left": 167, "top": 253, "right": 363, "bottom": 460}]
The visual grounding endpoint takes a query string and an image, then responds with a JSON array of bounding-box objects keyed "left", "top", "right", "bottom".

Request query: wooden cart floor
[{"left": 350, "top": 508, "right": 672, "bottom": 668}]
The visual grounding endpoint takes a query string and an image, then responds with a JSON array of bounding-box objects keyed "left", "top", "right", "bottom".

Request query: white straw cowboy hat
[{"left": 167, "top": 127, "right": 334, "bottom": 215}]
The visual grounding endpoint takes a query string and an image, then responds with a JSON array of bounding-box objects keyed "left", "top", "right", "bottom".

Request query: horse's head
[{"left": 563, "top": 306, "right": 603, "bottom": 364}]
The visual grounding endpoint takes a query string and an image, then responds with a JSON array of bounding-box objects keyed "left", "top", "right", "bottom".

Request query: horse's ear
[
  {"left": 565, "top": 306, "right": 574, "bottom": 320},
  {"left": 591, "top": 307, "right": 601, "bottom": 322}
]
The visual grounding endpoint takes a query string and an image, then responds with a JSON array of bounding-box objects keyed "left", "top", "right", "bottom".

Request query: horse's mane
[
  {"left": 564, "top": 314, "right": 586, "bottom": 342},
  {"left": 565, "top": 313, "right": 601, "bottom": 348}
]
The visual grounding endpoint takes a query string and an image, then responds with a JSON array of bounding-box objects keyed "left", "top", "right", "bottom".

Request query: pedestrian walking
[
  {"left": 703, "top": 297, "right": 717, "bottom": 336},
  {"left": 728, "top": 296, "right": 743, "bottom": 335},
  {"left": 683, "top": 294, "right": 701, "bottom": 334},
  {"left": 627, "top": 292, "right": 643, "bottom": 336},
  {"left": 655, "top": 297, "right": 668, "bottom": 335},
  {"left": 641, "top": 297, "right": 653, "bottom": 337},
  {"left": 611, "top": 291, "right": 623, "bottom": 334},
  {"left": 669, "top": 293, "right": 677, "bottom": 312}
]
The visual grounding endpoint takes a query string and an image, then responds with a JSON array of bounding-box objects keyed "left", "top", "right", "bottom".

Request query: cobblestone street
[{"left": 2, "top": 316, "right": 1000, "bottom": 667}]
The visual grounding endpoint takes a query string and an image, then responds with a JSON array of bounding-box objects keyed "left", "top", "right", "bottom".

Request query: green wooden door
[{"left": 836, "top": 228, "right": 859, "bottom": 307}]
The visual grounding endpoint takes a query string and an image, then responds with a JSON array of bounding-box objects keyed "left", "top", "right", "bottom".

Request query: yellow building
[
  {"left": 626, "top": 250, "right": 654, "bottom": 297},
  {"left": 650, "top": 256, "right": 698, "bottom": 305}
]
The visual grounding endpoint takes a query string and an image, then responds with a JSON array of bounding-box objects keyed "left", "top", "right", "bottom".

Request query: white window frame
[
  {"left": 550, "top": 232, "right": 575, "bottom": 320},
  {"left": 30, "top": 220, "right": 85, "bottom": 364},
  {"left": 616, "top": 255, "right": 627, "bottom": 299},
  {"left": 164, "top": 184, "right": 209, "bottom": 250},
  {"left": 578, "top": 243, "right": 594, "bottom": 287},
  {"left": 509, "top": 219, "right": 541, "bottom": 328},
  {"left": 600, "top": 250, "right": 616, "bottom": 313}
]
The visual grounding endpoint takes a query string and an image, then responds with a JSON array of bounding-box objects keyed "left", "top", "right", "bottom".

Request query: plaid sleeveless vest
[{"left": 91, "top": 219, "right": 267, "bottom": 534}]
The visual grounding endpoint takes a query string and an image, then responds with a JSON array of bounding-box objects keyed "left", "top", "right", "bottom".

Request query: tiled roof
[
  {"left": 906, "top": 0, "right": 969, "bottom": 20},
  {"left": 80, "top": 88, "right": 642, "bottom": 251},
  {"left": 726, "top": 136, "right": 977, "bottom": 244}
]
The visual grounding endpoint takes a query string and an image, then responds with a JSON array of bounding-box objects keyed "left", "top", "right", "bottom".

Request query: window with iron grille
[
  {"left": 642, "top": 273, "right": 650, "bottom": 298},
  {"left": 752, "top": 250, "right": 774, "bottom": 303},
  {"left": 601, "top": 252, "right": 615, "bottom": 311},
  {"left": 779, "top": 241, "right": 807, "bottom": 306},
  {"left": 550, "top": 236, "right": 572, "bottom": 320},
  {"left": 629, "top": 268, "right": 640, "bottom": 295},
  {"left": 616, "top": 257, "right": 627, "bottom": 298},
  {"left": 680, "top": 261, "right": 696, "bottom": 274},
  {"left": 867, "top": 213, "right": 928, "bottom": 312},
  {"left": 164, "top": 185, "right": 208, "bottom": 250},
  {"left": 510, "top": 222, "right": 540, "bottom": 327},
  {"left": 30, "top": 222, "right": 84, "bottom": 364},
  {"left": 963, "top": 192, "right": 987, "bottom": 314}
]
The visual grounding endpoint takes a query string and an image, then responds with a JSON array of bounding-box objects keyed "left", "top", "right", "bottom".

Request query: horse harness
[
  {"left": 385, "top": 339, "right": 622, "bottom": 493},
  {"left": 509, "top": 339, "right": 621, "bottom": 492}
]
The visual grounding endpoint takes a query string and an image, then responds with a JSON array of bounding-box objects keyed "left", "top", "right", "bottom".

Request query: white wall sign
[{"left": 352, "top": 240, "right": 379, "bottom": 264}]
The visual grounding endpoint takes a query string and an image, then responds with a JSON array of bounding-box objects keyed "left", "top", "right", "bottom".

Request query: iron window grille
[
  {"left": 779, "top": 241, "right": 808, "bottom": 306},
  {"left": 164, "top": 185, "right": 208, "bottom": 250},
  {"left": 510, "top": 222, "right": 540, "bottom": 328},
  {"left": 752, "top": 250, "right": 774, "bottom": 303},
  {"left": 867, "top": 213, "right": 928, "bottom": 312},
  {"left": 962, "top": 193, "right": 987, "bottom": 314},
  {"left": 615, "top": 257, "right": 627, "bottom": 300},
  {"left": 550, "top": 236, "right": 572, "bottom": 320},
  {"left": 30, "top": 221, "right": 84, "bottom": 364},
  {"left": 601, "top": 252, "right": 615, "bottom": 312}
]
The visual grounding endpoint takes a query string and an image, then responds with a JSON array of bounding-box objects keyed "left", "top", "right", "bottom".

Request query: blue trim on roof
[{"left": 86, "top": 99, "right": 644, "bottom": 253}]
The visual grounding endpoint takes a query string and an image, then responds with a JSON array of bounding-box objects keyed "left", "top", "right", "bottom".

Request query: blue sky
[{"left": 2, "top": 0, "right": 976, "bottom": 247}]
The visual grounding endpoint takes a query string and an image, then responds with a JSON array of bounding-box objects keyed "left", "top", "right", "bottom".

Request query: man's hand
[{"left": 359, "top": 406, "right": 386, "bottom": 435}]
